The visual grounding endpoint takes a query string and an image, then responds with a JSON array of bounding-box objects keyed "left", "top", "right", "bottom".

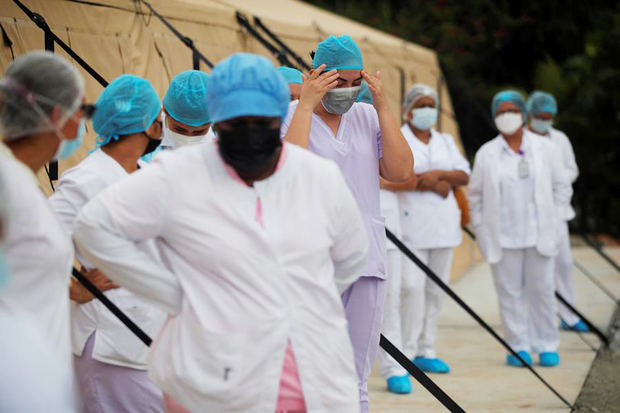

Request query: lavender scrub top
[{"left": 281, "top": 101, "right": 387, "bottom": 279}]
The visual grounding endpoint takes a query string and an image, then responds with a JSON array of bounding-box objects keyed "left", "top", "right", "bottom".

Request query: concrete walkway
[{"left": 369, "top": 246, "right": 620, "bottom": 412}]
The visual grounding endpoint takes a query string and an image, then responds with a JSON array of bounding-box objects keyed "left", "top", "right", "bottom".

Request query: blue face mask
[
  {"left": 54, "top": 118, "right": 85, "bottom": 160},
  {"left": 530, "top": 118, "right": 553, "bottom": 134},
  {"left": 411, "top": 107, "right": 438, "bottom": 130}
]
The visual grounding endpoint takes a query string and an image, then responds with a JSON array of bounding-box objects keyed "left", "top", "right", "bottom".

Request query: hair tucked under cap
[
  {"left": 207, "top": 53, "right": 290, "bottom": 123},
  {"left": 491, "top": 90, "right": 527, "bottom": 118},
  {"left": 526, "top": 91, "right": 558, "bottom": 116},
  {"left": 312, "top": 35, "right": 363, "bottom": 71},
  {"left": 163, "top": 70, "right": 211, "bottom": 126},
  {"left": 92, "top": 74, "right": 161, "bottom": 148}
]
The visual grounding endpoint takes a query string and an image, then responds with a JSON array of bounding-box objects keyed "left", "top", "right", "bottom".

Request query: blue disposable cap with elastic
[
  {"left": 491, "top": 90, "right": 527, "bottom": 118},
  {"left": 93, "top": 74, "right": 161, "bottom": 147},
  {"left": 278, "top": 67, "right": 303, "bottom": 84},
  {"left": 312, "top": 35, "right": 363, "bottom": 71},
  {"left": 163, "top": 70, "right": 211, "bottom": 127},
  {"left": 207, "top": 53, "right": 290, "bottom": 123},
  {"left": 526, "top": 90, "right": 558, "bottom": 116}
]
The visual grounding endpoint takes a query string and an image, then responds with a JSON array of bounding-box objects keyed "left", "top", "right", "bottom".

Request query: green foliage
[{"left": 305, "top": 0, "right": 620, "bottom": 236}]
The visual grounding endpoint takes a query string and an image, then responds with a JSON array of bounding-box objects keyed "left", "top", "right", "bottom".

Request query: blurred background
[{"left": 306, "top": 0, "right": 620, "bottom": 239}]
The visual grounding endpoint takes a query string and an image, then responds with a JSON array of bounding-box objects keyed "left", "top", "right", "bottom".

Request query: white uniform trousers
[
  {"left": 555, "top": 222, "right": 579, "bottom": 326},
  {"left": 402, "top": 247, "right": 453, "bottom": 360},
  {"left": 491, "top": 247, "right": 559, "bottom": 353},
  {"left": 377, "top": 249, "right": 406, "bottom": 379}
]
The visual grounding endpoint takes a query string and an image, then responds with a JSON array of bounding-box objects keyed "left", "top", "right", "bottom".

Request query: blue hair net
[
  {"left": 312, "top": 35, "right": 363, "bottom": 71},
  {"left": 526, "top": 91, "right": 558, "bottom": 116},
  {"left": 207, "top": 53, "right": 290, "bottom": 123},
  {"left": 163, "top": 70, "right": 211, "bottom": 126},
  {"left": 356, "top": 81, "right": 373, "bottom": 104},
  {"left": 278, "top": 67, "right": 303, "bottom": 84},
  {"left": 491, "top": 90, "right": 527, "bottom": 118},
  {"left": 93, "top": 74, "right": 161, "bottom": 147}
]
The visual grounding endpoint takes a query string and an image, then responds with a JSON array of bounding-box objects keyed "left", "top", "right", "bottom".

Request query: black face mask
[
  {"left": 142, "top": 120, "right": 163, "bottom": 156},
  {"left": 217, "top": 126, "right": 282, "bottom": 178}
]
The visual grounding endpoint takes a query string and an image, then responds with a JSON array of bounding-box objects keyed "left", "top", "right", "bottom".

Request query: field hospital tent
[{"left": 0, "top": 0, "right": 477, "bottom": 276}]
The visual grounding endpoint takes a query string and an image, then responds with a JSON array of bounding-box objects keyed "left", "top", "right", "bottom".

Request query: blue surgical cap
[
  {"left": 278, "top": 67, "right": 303, "bottom": 84},
  {"left": 526, "top": 91, "right": 558, "bottom": 116},
  {"left": 93, "top": 74, "right": 160, "bottom": 147},
  {"left": 163, "top": 70, "right": 211, "bottom": 126},
  {"left": 207, "top": 53, "right": 290, "bottom": 123},
  {"left": 491, "top": 90, "right": 527, "bottom": 118},
  {"left": 313, "top": 35, "right": 363, "bottom": 71},
  {"left": 356, "top": 81, "right": 373, "bottom": 104}
]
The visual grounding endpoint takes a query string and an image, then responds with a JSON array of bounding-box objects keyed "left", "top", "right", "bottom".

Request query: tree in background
[{"left": 305, "top": 0, "right": 620, "bottom": 238}]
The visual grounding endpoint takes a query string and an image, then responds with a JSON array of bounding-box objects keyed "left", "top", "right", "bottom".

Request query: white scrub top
[
  {"left": 73, "top": 142, "right": 366, "bottom": 412},
  {"left": 497, "top": 136, "right": 538, "bottom": 249},
  {"left": 380, "top": 189, "right": 400, "bottom": 250},
  {"left": 399, "top": 126, "right": 471, "bottom": 249},
  {"left": 48, "top": 149, "right": 167, "bottom": 369},
  {"left": 282, "top": 101, "right": 387, "bottom": 279},
  {"left": 0, "top": 145, "right": 74, "bottom": 373}
]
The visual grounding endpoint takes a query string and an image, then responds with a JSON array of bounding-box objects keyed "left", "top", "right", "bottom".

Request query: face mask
[
  {"left": 411, "top": 107, "right": 438, "bottom": 130},
  {"left": 168, "top": 128, "right": 208, "bottom": 148},
  {"left": 53, "top": 118, "right": 85, "bottom": 160},
  {"left": 218, "top": 126, "right": 282, "bottom": 178},
  {"left": 494, "top": 112, "right": 523, "bottom": 135},
  {"left": 321, "top": 86, "right": 361, "bottom": 114},
  {"left": 142, "top": 120, "right": 163, "bottom": 156},
  {"left": 530, "top": 118, "right": 553, "bottom": 134}
]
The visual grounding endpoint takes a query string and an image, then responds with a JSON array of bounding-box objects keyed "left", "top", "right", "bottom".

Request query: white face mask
[
  {"left": 494, "top": 112, "right": 523, "bottom": 135},
  {"left": 167, "top": 127, "right": 208, "bottom": 147},
  {"left": 530, "top": 118, "right": 553, "bottom": 134}
]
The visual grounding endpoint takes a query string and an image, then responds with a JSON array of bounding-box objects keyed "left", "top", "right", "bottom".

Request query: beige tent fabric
[{"left": 0, "top": 0, "right": 477, "bottom": 275}]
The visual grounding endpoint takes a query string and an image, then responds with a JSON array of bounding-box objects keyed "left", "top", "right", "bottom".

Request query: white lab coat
[
  {"left": 73, "top": 142, "right": 367, "bottom": 412},
  {"left": 468, "top": 130, "right": 572, "bottom": 264},
  {"left": 399, "top": 127, "right": 471, "bottom": 249},
  {"left": 48, "top": 149, "right": 167, "bottom": 369},
  {"left": 541, "top": 127, "right": 578, "bottom": 220},
  {"left": 0, "top": 144, "right": 74, "bottom": 375}
]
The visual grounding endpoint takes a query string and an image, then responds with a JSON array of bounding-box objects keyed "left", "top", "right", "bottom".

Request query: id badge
[{"left": 518, "top": 159, "right": 529, "bottom": 179}]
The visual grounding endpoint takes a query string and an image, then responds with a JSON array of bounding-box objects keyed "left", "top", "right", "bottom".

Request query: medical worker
[
  {"left": 281, "top": 34, "right": 414, "bottom": 412},
  {"left": 49, "top": 74, "right": 167, "bottom": 412},
  {"left": 468, "top": 90, "right": 572, "bottom": 367},
  {"left": 378, "top": 84, "right": 470, "bottom": 392},
  {"left": 0, "top": 51, "right": 87, "bottom": 380},
  {"left": 526, "top": 91, "right": 586, "bottom": 332},
  {"left": 278, "top": 66, "right": 304, "bottom": 101},
  {"left": 0, "top": 169, "right": 77, "bottom": 413},
  {"left": 73, "top": 53, "right": 368, "bottom": 413},
  {"left": 159, "top": 70, "right": 214, "bottom": 150}
]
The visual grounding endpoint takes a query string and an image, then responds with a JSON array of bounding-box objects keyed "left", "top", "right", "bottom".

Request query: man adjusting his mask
[
  {"left": 281, "top": 34, "right": 414, "bottom": 413},
  {"left": 160, "top": 70, "right": 213, "bottom": 150},
  {"left": 73, "top": 53, "right": 368, "bottom": 413}
]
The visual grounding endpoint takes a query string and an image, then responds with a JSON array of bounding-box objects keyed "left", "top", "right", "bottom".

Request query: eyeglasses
[{"left": 81, "top": 103, "right": 96, "bottom": 119}]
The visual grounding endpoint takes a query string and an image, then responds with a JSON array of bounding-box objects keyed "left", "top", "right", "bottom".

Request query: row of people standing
[
  {"left": 0, "top": 34, "right": 415, "bottom": 413},
  {"left": 375, "top": 82, "right": 582, "bottom": 395}
]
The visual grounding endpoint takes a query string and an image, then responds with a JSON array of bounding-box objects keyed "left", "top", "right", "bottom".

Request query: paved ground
[{"left": 368, "top": 246, "right": 620, "bottom": 412}]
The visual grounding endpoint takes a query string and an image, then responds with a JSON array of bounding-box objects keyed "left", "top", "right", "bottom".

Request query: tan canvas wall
[{"left": 0, "top": 0, "right": 479, "bottom": 277}]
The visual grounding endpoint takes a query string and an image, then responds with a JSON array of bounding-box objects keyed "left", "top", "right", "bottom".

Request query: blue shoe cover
[
  {"left": 539, "top": 352, "right": 560, "bottom": 367},
  {"left": 506, "top": 351, "right": 532, "bottom": 367},
  {"left": 386, "top": 375, "right": 412, "bottom": 394},
  {"left": 412, "top": 357, "right": 451, "bottom": 373},
  {"left": 562, "top": 319, "right": 590, "bottom": 332}
]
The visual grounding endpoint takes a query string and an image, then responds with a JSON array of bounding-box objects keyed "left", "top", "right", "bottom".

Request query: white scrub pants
[
  {"left": 555, "top": 222, "right": 579, "bottom": 326},
  {"left": 377, "top": 249, "right": 407, "bottom": 379},
  {"left": 491, "top": 247, "right": 559, "bottom": 353},
  {"left": 379, "top": 247, "right": 453, "bottom": 379}
]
